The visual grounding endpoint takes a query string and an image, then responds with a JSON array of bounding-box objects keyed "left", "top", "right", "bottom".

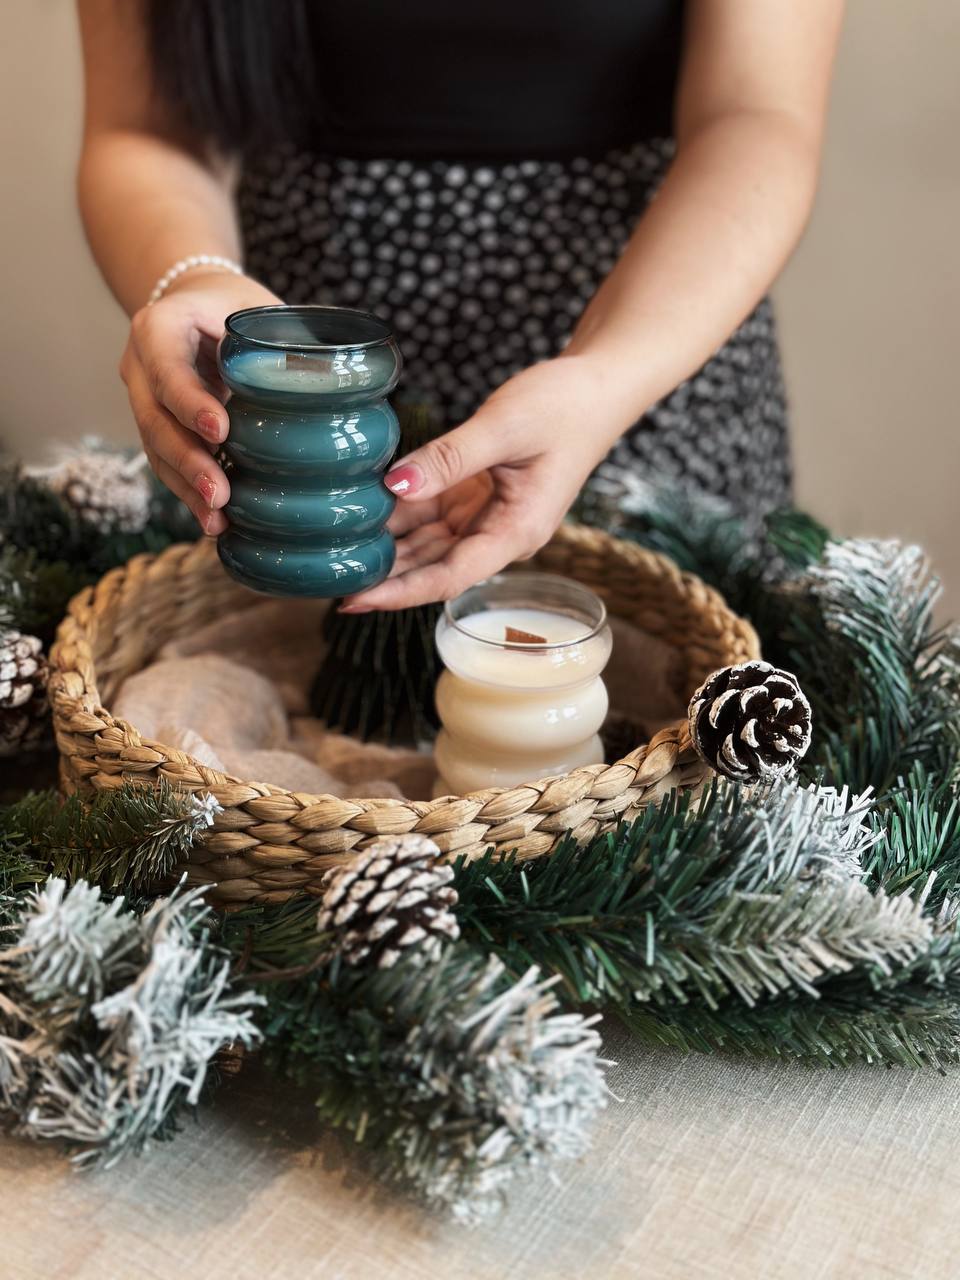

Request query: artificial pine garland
[
  {"left": 0, "top": 461, "right": 181, "bottom": 584},
  {"left": 3, "top": 443, "right": 960, "bottom": 1217},
  {"left": 35, "top": 446, "right": 154, "bottom": 536},
  {"left": 0, "top": 447, "right": 188, "bottom": 761},
  {"left": 589, "top": 472, "right": 960, "bottom": 792},
  {"left": 0, "top": 878, "right": 261, "bottom": 1165},
  {"left": 243, "top": 937, "right": 607, "bottom": 1222},
  {"left": 5, "top": 781, "right": 221, "bottom": 892}
]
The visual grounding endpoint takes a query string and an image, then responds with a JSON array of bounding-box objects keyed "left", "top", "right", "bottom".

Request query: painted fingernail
[
  {"left": 195, "top": 473, "right": 216, "bottom": 507},
  {"left": 384, "top": 464, "right": 424, "bottom": 496},
  {"left": 196, "top": 410, "right": 225, "bottom": 443}
]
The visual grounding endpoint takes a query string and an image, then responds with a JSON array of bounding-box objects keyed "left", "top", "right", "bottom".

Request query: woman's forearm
[
  {"left": 566, "top": 108, "right": 820, "bottom": 424},
  {"left": 75, "top": 0, "right": 282, "bottom": 537},
  {"left": 567, "top": 0, "right": 842, "bottom": 432},
  {"left": 76, "top": 0, "right": 242, "bottom": 316},
  {"left": 77, "top": 129, "right": 241, "bottom": 316}
]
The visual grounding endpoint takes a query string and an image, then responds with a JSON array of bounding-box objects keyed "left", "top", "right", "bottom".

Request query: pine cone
[
  {"left": 688, "top": 660, "right": 812, "bottom": 782},
  {"left": 42, "top": 450, "right": 152, "bottom": 535},
  {"left": 0, "top": 629, "right": 49, "bottom": 757},
  {"left": 318, "top": 834, "right": 460, "bottom": 969}
]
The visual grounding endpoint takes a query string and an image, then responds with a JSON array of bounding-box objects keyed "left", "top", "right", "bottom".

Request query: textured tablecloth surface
[{"left": 4, "top": 1028, "right": 959, "bottom": 1280}]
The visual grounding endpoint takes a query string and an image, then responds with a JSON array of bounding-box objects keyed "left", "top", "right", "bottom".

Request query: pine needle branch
[
  {"left": 0, "top": 879, "right": 262, "bottom": 1165},
  {"left": 589, "top": 476, "right": 826, "bottom": 637},
  {"left": 0, "top": 782, "right": 220, "bottom": 893},
  {"left": 622, "top": 913, "right": 960, "bottom": 1067},
  {"left": 619, "top": 981, "right": 960, "bottom": 1068},
  {"left": 0, "top": 546, "right": 90, "bottom": 644},
  {"left": 0, "top": 464, "right": 180, "bottom": 582},
  {"left": 255, "top": 940, "right": 608, "bottom": 1221},
  {"left": 865, "top": 767, "right": 960, "bottom": 910},
  {"left": 220, "top": 895, "right": 327, "bottom": 974},
  {"left": 453, "top": 782, "right": 894, "bottom": 1012},
  {"left": 601, "top": 480, "right": 960, "bottom": 795},
  {"left": 783, "top": 541, "right": 960, "bottom": 791},
  {"left": 0, "top": 824, "right": 46, "bottom": 923}
]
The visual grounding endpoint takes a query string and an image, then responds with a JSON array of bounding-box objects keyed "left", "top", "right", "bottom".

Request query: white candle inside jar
[
  {"left": 225, "top": 349, "right": 389, "bottom": 396},
  {"left": 434, "top": 574, "right": 613, "bottom": 796}
]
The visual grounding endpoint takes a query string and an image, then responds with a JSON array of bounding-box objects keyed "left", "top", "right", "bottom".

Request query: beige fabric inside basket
[{"left": 111, "top": 597, "right": 686, "bottom": 801}]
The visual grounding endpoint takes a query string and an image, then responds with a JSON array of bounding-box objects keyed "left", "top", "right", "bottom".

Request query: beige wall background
[{"left": 1, "top": 2, "right": 957, "bottom": 602}]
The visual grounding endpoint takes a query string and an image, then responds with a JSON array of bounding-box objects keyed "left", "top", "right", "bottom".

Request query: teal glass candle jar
[{"left": 216, "top": 305, "right": 402, "bottom": 597}]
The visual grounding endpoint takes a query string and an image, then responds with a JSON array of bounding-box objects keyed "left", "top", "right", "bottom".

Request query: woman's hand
[
  {"left": 120, "top": 272, "right": 281, "bottom": 534},
  {"left": 341, "top": 355, "right": 637, "bottom": 612}
]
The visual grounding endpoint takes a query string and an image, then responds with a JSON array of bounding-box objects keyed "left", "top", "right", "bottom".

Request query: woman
[{"left": 77, "top": 0, "right": 842, "bottom": 611}]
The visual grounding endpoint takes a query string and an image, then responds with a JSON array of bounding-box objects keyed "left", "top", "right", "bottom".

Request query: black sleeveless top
[
  {"left": 237, "top": 0, "right": 791, "bottom": 522},
  {"left": 302, "top": 0, "right": 684, "bottom": 158}
]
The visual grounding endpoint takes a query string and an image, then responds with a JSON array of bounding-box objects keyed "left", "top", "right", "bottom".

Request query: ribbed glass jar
[
  {"left": 216, "top": 305, "right": 402, "bottom": 597},
  {"left": 433, "top": 573, "right": 613, "bottom": 794}
]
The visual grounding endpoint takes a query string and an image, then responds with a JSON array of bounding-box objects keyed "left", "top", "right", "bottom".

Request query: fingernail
[
  {"left": 339, "top": 604, "right": 370, "bottom": 614},
  {"left": 384, "top": 464, "right": 424, "bottom": 496},
  {"left": 198, "top": 510, "right": 216, "bottom": 536},
  {"left": 195, "top": 473, "right": 216, "bottom": 507},
  {"left": 196, "top": 410, "right": 225, "bottom": 443}
]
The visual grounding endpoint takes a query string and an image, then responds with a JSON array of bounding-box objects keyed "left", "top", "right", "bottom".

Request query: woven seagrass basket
[{"left": 48, "top": 523, "right": 759, "bottom": 905}]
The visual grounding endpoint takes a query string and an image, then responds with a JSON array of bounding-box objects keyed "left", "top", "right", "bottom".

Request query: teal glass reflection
[{"left": 217, "top": 305, "right": 402, "bottom": 597}]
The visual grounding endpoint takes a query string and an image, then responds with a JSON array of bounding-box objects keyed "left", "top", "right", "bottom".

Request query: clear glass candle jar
[
  {"left": 433, "top": 573, "right": 613, "bottom": 795},
  {"left": 217, "top": 305, "right": 402, "bottom": 597}
]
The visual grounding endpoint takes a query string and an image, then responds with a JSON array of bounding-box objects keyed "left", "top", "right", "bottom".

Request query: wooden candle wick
[
  {"left": 285, "top": 352, "right": 333, "bottom": 373},
  {"left": 505, "top": 625, "right": 547, "bottom": 645}
]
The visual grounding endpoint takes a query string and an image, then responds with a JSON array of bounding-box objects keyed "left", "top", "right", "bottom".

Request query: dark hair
[{"left": 145, "top": 0, "right": 319, "bottom": 152}]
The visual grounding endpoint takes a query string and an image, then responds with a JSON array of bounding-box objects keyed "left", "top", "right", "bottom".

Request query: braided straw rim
[{"left": 49, "top": 525, "right": 759, "bottom": 904}]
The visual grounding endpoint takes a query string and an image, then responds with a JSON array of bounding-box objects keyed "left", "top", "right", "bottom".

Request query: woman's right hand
[{"left": 121, "top": 271, "right": 281, "bottom": 534}]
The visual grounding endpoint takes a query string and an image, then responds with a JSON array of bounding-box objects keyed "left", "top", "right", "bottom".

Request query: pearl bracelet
[{"left": 147, "top": 254, "right": 244, "bottom": 306}]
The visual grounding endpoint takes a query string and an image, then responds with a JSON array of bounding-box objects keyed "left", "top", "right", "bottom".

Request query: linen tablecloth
[{"left": 4, "top": 1026, "right": 959, "bottom": 1279}]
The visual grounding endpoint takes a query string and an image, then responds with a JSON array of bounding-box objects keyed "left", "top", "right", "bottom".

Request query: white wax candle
[
  {"left": 437, "top": 607, "right": 603, "bottom": 687},
  {"left": 226, "top": 350, "right": 378, "bottom": 396},
  {"left": 433, "top": 601, "right": 612, "bottom": 796}
]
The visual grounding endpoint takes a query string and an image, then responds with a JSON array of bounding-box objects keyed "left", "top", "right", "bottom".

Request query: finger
[
  {"left": 386, "top": 494, "right": 441, "bottom": 536},
  {"left": 392, "top": 526, "right": 456, "bottom": 573},
  {"left": 196, "top": 360, "right": 228, "bottom": 403},
  {"left": 444, "top": 475, "right": 495, "bottom": 533},
  {"left": 197, "top": 334, "right": 228, "bottom": 402},
  {"left": 383, "top": 410, "right": 511, "bottom": 504},
  {"left": 389, "top": 517, "right": 463, "bottom": 573},
  {"left": 385, "top": 473, "right": 490, "bottom": 537},
  {"left": 395, "top": 519, "right": 456, "bottom": 555},
  {"left": 345, "top": 528, "right": 519, "bottom": 612},
  {"left": 126, "top": 358, "right": 230, "bottom": 511},
  {"left": 340, "top": 523, "right": 455, "bottom": 612},
  {"left": 129, "top": 305, "right": 229, "bottom": 444},
  {"left": 147, "top": 452, "right": 228, "bottom": 536},
  {"left": 392, "top": 534, "right": 454, "bottom": 575}
]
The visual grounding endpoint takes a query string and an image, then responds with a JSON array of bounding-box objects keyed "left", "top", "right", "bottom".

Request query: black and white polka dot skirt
[{"left": 238, "top": 138, "right": 791, "bottom": 516}]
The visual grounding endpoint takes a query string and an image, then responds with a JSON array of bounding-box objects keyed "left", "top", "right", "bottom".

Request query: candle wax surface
[
  {"left": 226, "top": 350, "right": 373, "bottom": 395},
  {"left": 437, "top": 607, "right": 607, "bottom": 691},
  {"left": 459, "top": 608, "right": 588, "bottom": 644}
]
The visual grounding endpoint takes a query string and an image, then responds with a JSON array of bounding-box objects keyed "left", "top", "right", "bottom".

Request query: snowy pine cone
[
  {"left": 42, "top": 449, "right": 152, "bottom": 535},
  {"left": 317, "top": 834, "right": 460, "bottom": 969},
  {"left": 0, "top": 629, "right": 49, "bottom": 757},
  {"left": 688, "top": 660, "right": 812, "bottom": 782}
]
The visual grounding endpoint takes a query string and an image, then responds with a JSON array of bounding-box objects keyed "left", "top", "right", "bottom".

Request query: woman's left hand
[{"left": 340, "top": 355, "right": 635, "bottom": 612}]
